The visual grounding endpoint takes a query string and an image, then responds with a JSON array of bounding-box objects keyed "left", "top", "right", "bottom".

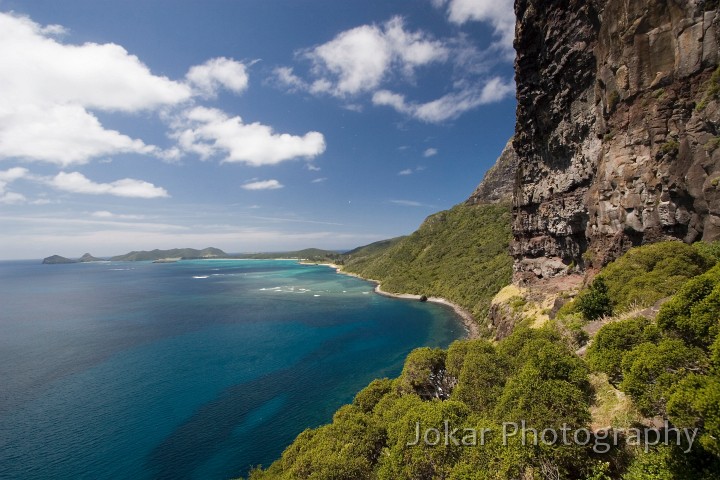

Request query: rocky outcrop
[
  {"left": 467, "top": 138, "right": 518, "bottom": 205},
  {"left": 512, "top": 0, "right": 720, "bottom": 283}
]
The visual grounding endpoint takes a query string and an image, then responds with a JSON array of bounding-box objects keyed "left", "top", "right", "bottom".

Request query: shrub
[
  {"left": 576, "top": 277, "right": 613, "bottom": 320},
  {"left": 586, "top": 317, "right": 657, "bottom": 383}
]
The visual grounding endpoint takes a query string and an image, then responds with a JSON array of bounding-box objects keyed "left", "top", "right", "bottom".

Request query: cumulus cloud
[
  {"left": 173, "top": 107, "right": 326, "bottom": 166},
  {"left": 398, "top": 169, "right": 413, "bottom": 175},
  {"left": 373, "top": 76, "right": 514, "bottom": 122},
  {"left": 49, "top": 172, "right": 169, "bottom": 198},
  {"left": 241, "top": 179, "right": 284, "bottom": 190},
  {"left": 432, "top": 0, "right": 515, "bottom": 55},
  {"left": 0, "top": 12, "right": 192, "bottom": 166},
  {"left": 276, "top": 16, "right": 447, "bottom": 98},
  {"left": 186, "top": 57, "right": 249, "bottom": 97},
  {"left": 423, "top": 148, "right": 438, "bottom": 157},
  {"left": 275, "top": 13, "right": 513, "bottom": 122},
  {"left": 0, "top": 167, "right": 29, "bottom": 204}
]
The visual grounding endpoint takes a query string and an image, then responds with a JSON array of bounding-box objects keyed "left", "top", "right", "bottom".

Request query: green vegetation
[
  {"left": 696, "top": 65, "right": 720, "bottom": 112},
  {"left": 342, "top": 203, "right": 513, "bottom": 320},
  {"left": 575, "top": 277, "right": 613, "bottom": 320},
  {"left": 247, "top": 327, "right": 595, "bottom": 480},
  {"left": 658, "top": 139, "right": 679, "bottom": 156},
  {"left": 607, "top": 90, "right": 620, "bottom": 112},
  {"left": 560, "top": 241, "right": 717, "bottom": 319},
  {"left": 243, "top": 240, "right": 720, "bottom": 479},
  {"left": 110, "top": 247, "right": 227, "bottom": 261},
  {"left": 235, "top": 248, "right": 342, "bottom": 261},
  {"left": 341, "top": 237, "right": 406, "bottom": 263}
]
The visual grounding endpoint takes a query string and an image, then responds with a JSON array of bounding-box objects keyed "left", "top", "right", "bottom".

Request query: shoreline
[{"left": 305, "top": 261, "right": 479, "bottom": 339}]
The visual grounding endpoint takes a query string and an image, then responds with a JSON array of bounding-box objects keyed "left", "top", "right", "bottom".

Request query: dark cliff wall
[{"left": 512, "top": 0, "right": 720, "bottom": 283}]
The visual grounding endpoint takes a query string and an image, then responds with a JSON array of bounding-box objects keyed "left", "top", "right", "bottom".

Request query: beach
[{"left": 308, "top": 262, "right": 480, "bottom": 339}]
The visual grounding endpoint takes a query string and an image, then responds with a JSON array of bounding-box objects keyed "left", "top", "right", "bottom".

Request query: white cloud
[
  {"left": 91, "top": 210, "right": 145, "bottom": 220},
  {"left": 173, "top": 107, "right": 326, "bottom": 166},
  {"left": 0, "top": 105, "right": 157, "bottom": 166},
  {"left": 186, "top": 57, "right": 249, "bottom": 97},
  {"left": 306, "top": 164, "right": 321, "bottom": 172},
  {"left": 390, "top": 199, "right": 424, "bottom": 207},
  {"left": 49, "top": 172, "right": 169, "bottom": 198},
  {"left": 273, "top": 66, "right": 306, "bottom": 92},
  {"left": 433, "top": 0, "right": 515, "bottom": 55},
  {"left": 0, "top": 192, "right": 26, "bottom": 204},
  {"left": 0, "top": 12, "right": 192, "bottom": 166},
  {"left": 241, "top": 179, "right": 284, "bottom": 190},
  {"left": 373, "top": 76, "right": 514, "bottom": 122},
  {"left": 0, "top": 167, "right": 29, "bottom": 204},
  {"left": 423, "top": 148, "right": 438, "bottom": 157},
  {"left": 398, "top": 169, "right": 413, "bottom": 175},
  {"left": 311, "top": 177, "right": 327, "bottom": 183},
  {"left": 278, "top": 16, "right": 447, "bottom": 98}
]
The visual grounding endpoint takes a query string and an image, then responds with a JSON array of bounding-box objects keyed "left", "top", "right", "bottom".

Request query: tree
[
  {"left": 576, "top": 277, "right": 613, "bottom": 320},
  {"left": 379, "top": 400, "right": 470, "bottom": 480},
  {"left": 398, "top": 348, "right": 454, "bottom": 400}
]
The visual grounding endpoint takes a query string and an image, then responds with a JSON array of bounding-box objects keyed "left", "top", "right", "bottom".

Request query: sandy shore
[{"left": 305, "top": 261, "right": 479, "bottom": 339}]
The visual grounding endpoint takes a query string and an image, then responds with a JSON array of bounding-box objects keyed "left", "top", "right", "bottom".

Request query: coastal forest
[{"left": 246, "top": 241, "right": 720, "bottom": 479}]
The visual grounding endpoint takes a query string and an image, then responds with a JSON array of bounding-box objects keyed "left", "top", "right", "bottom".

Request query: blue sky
[{"left": 0, "top": 0, "right": 516, "bottom": 259}]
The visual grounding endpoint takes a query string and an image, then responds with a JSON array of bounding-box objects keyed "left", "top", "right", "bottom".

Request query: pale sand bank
[{"left": 304, "top": 261, "right": 479, "bottom": 339}]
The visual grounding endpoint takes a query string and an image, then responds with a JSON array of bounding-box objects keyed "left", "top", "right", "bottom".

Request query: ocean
[{"left": 0, "top": 259, "right": 465, "bottom": 479}]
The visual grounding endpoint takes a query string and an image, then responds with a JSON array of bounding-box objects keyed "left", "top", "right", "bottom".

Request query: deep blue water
[{"left": 0, "top": 259, "right": 464, "bottom": 479}]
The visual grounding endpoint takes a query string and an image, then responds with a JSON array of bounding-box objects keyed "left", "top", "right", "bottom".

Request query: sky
[{"left": 0, "top": 0, "right": 516, "bottom": 259}]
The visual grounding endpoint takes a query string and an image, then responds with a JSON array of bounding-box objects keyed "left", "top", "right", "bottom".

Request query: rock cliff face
[
  {"left": 467, "top": 138, "right": 518, "bottom": 205},
  {"left": 512, "top": 0, "right": 720, "bottom": 283}
]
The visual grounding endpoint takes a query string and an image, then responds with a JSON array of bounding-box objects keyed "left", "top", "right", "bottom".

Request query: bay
[{"left": 0, "top": 259, "right": 465, "bottom": 479}]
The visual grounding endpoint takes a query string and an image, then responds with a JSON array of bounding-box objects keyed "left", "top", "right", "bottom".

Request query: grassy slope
[{"left": 342, "top": 202, "right": 513, "bottom": 321}]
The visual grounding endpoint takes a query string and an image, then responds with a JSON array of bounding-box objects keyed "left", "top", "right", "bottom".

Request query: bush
[
  {"left": 576, "top": 277, "right": 613, "bottom": 320},
  {"left": 657, "top": 264, "right": 720, "bottom": 346},
  {"left": 354, "top": 378, "right": 394, "bottom": 413},
  {"left": 397, "top": 348, "right": 451, "bottom": 400},
  {"left": 586, "top": 317, "right": 658, "bottom": 383},
  {"left": 620, "top": 339, "right": 707, "bottom": 417}
]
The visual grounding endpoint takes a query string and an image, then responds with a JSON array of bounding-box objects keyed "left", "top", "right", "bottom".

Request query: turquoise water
[{"left": 0, "top": 259, "right": 464, "bottom": 479}]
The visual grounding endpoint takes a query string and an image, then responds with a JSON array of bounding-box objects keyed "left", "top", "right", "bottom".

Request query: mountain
[
  {"left": 41, "top": 255, "right": 76, "bottom": 264},
  {"left": 78, "top": 253, "right": 103, "bottom": 262},
  {"left": 341, "top": 237, "right": 405, "bottom": 261},
  {"left": 111, "top": 247, "right": 226, "bottom": 261},
  {"left": 466, "top": 137, "right": 518, "bottom": 205},
  {"left": 512, "top": 0, "right": 720, "bottom": 282},
  {"left": 343, "top": 203, "right": 512, "bottom": 321}
]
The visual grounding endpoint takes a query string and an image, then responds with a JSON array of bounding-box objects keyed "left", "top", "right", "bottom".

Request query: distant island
[
  {"left": 42, "top": 252, "right": 104, "bottom": 264},
  {"left": 41, "top": 246, "right": 364, "bottom": 264},
  {"left": 110, "top": 247, "right": 226, "bottom": 262}
]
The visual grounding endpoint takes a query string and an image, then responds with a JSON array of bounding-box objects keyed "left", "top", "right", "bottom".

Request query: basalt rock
[{"left": 512, "top": 0, "right": 720, "bottom": 283}]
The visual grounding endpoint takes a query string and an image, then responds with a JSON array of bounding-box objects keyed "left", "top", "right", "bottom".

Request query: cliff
[
  {"left": 466, "top": 137, "right": 519, "bottom": 205},
  {"left": 512, "top": 0, "right": 720, "bottom": 283}
]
